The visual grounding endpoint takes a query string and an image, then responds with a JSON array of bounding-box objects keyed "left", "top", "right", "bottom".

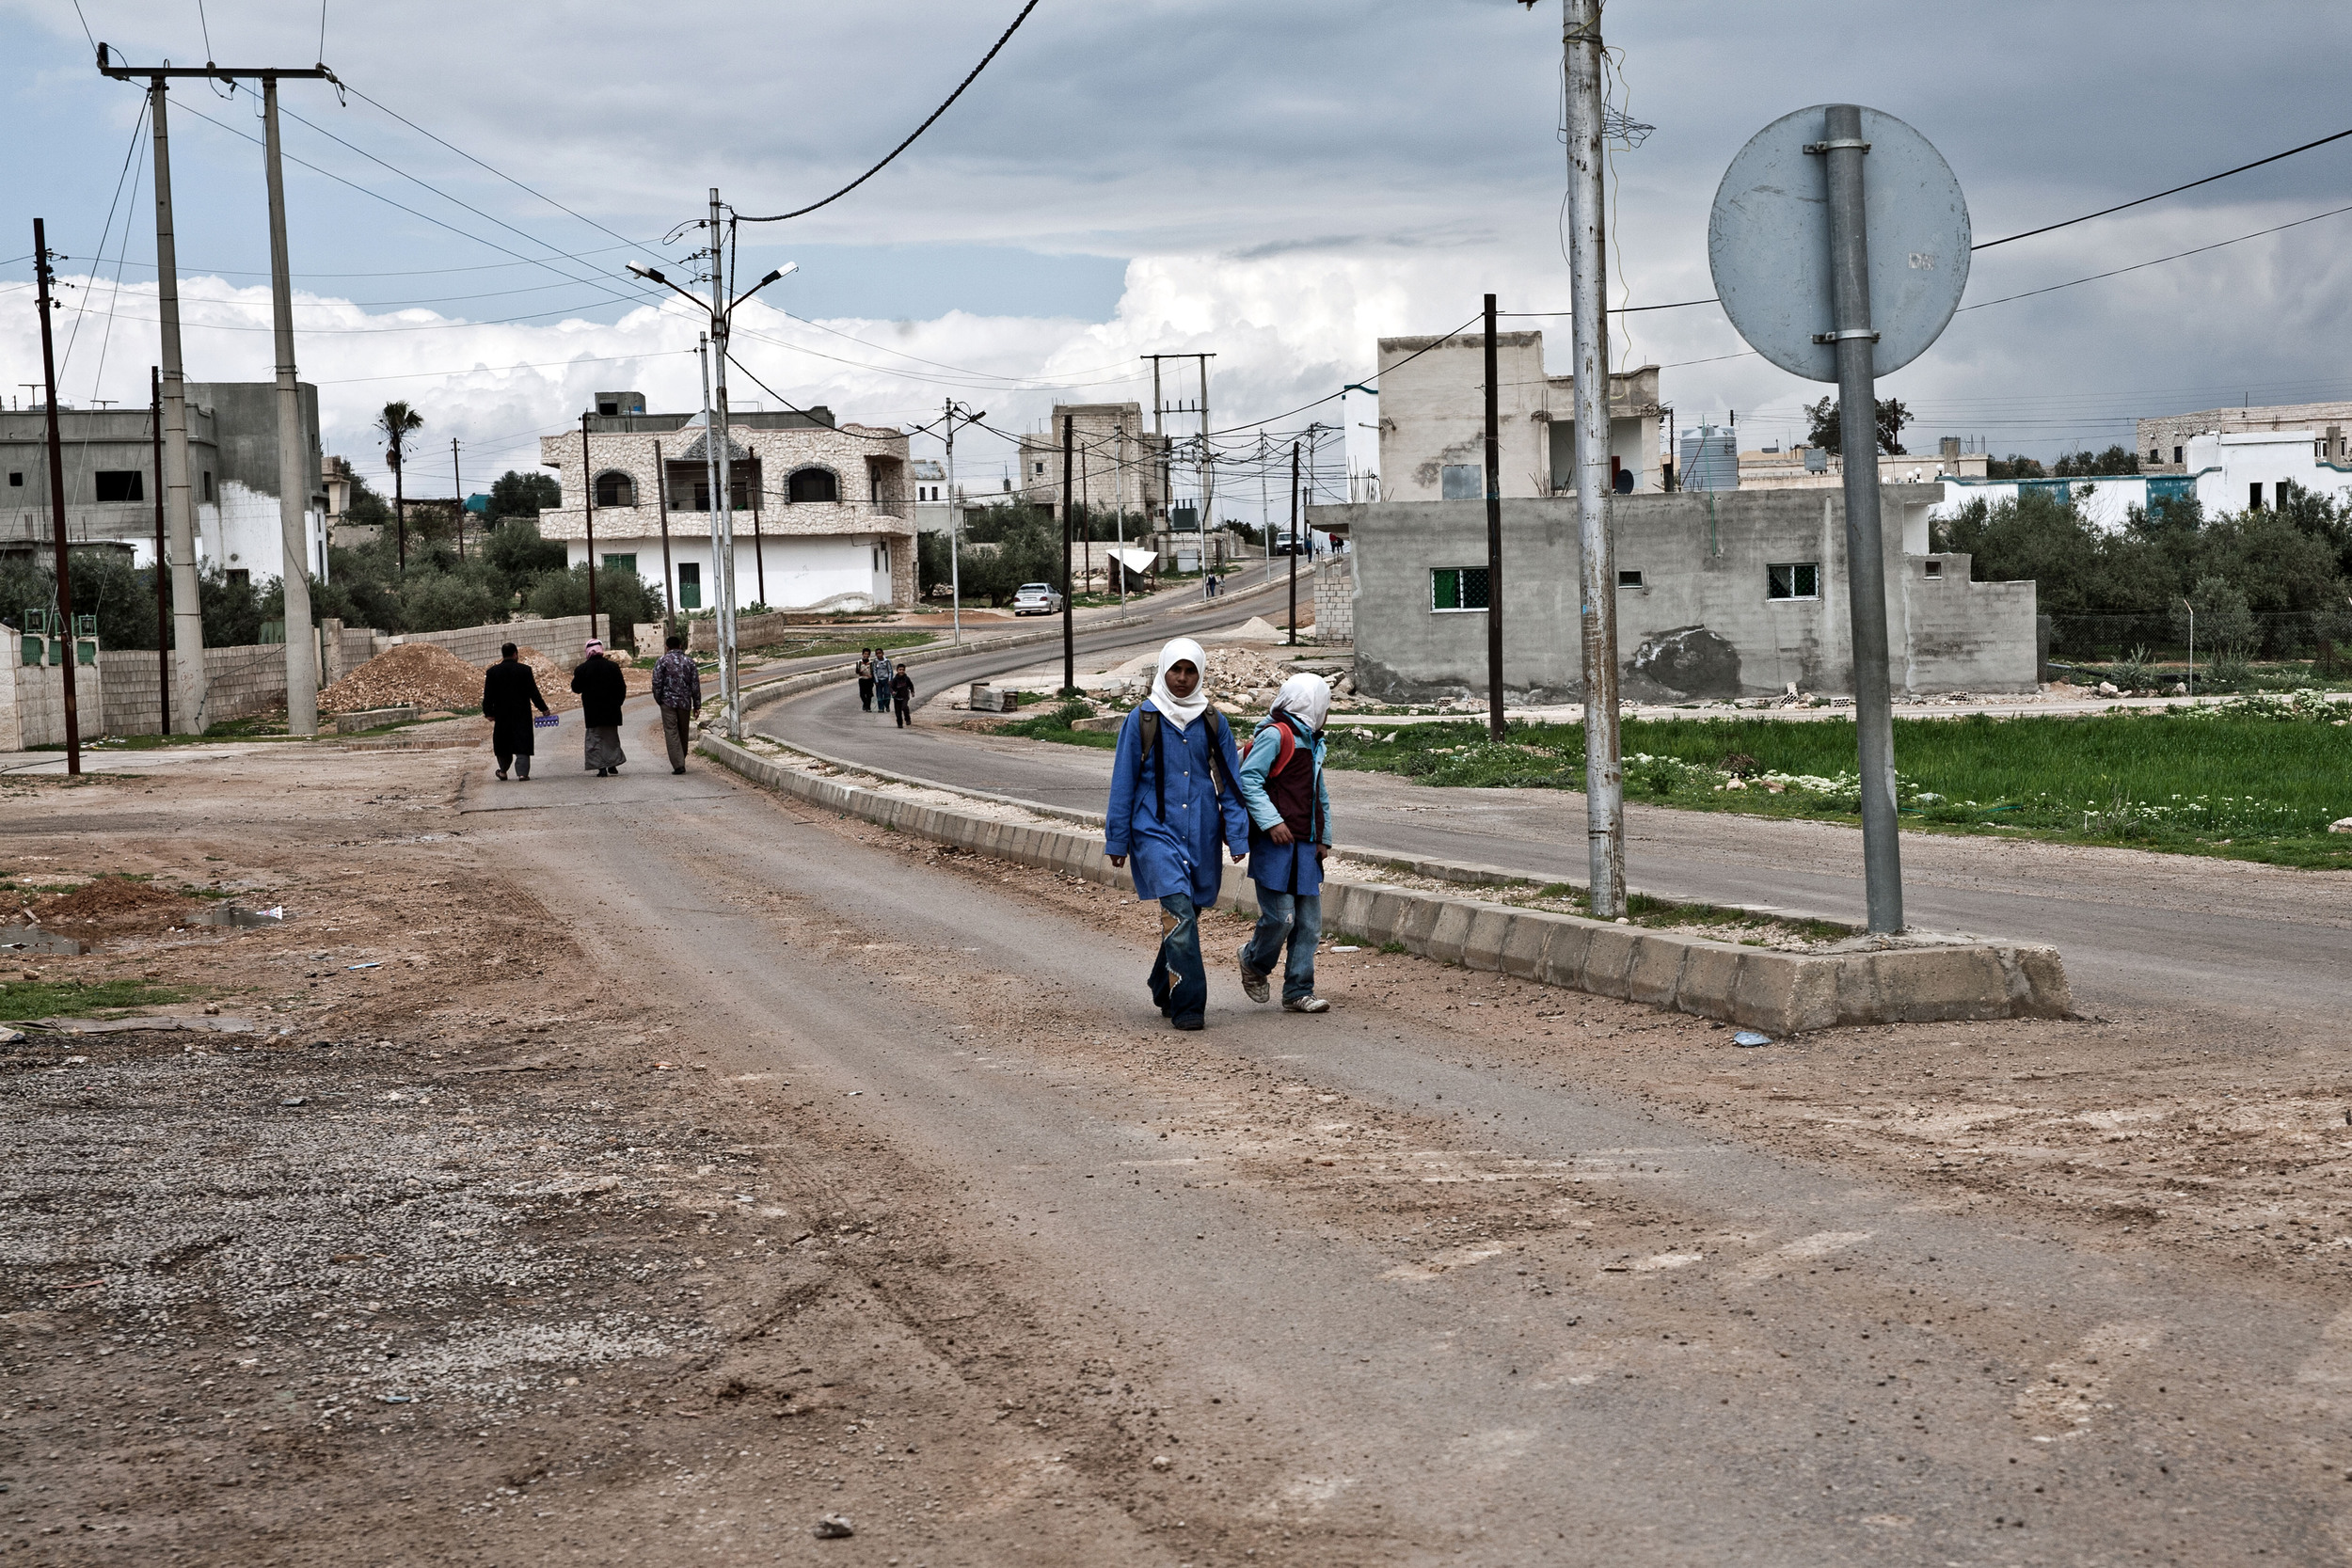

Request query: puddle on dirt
[
  {"left": 192, "top": 905, "right": 287, "bottom": 928},
  {"left": 0, "top": 926, "right": 84, "bottom": 956}
]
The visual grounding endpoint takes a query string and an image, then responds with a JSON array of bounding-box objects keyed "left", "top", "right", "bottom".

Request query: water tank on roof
[{"left": 1679, "top": 424, "right": 1739, "bottom": 491}]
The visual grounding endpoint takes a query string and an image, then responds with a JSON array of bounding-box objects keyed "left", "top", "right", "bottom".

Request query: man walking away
[
  {"left": 482, "top": 642, "right": 550, "bottom": 781},
  {"left": 871, "top": 649, "right": 896, "bottom": 718},
  {"left": 652, "top": 633, "right": 702, "bottom": 774},
  {"left": 1235, "top": 673, "right": 1334, "bottom": 1012},
  {"left": 1104, "top": 637, "right": 1248, "bottom": 1031},
  {"left": 855, "top": 648, "right": 875, "bottom": 712},
  {"left": 890, "top": 661, "right": 915, "bottom": 729},
  {"left": 571, "top": 639, "right": 628, "bottom": 776}
]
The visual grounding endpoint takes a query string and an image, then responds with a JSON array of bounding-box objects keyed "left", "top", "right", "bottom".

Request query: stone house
[
  {"left": 1013, "top": 403, "right": 1168, "bottom": 522},
  {"left": 1374, "top": 329, "right": 1662, "bottom": 501},
  {"left": 1313, "top": 484, "right": 2037, "bottom": 703},
  {"left": 536, "top": 395, "right": 914, "bottom": 613}
]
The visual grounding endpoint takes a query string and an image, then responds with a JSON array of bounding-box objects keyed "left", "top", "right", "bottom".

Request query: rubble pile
[
  {"left": 318, "top": 642, "right": 485, "bottom": 714},
  {"left": 1089, "top": 645, "right": 1358, "bottom": 713}
]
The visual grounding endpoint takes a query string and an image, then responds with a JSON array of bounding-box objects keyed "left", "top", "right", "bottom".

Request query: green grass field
[
  {"left": 0, "top": 978, "right": 195, "bottom": 1021},
  {"left": 1323, "top": 698, "right": 2352, "bottom": 868}
]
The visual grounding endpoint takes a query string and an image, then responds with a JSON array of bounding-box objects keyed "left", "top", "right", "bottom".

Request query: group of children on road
[
  {"left": 855, "top": 648, "right": 916, "bottom": 727},
  {"left": 1104, "top": 636, "right": 1332, "bottom": 1031}
]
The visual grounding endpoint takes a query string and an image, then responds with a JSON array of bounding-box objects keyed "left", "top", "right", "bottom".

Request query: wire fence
[{"left": 2046, "top": 611, "right": 2352, "bottom": 663}]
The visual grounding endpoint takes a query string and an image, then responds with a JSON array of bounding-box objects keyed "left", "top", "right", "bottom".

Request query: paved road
[
  {"left": 755, "top": 623, "right": 2352, "bottom": 1028},
  {"left": 475, "top": 732, "right": 2352, "bottom": 1563}
]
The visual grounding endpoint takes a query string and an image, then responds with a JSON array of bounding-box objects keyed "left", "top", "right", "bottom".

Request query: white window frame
[{"left": 1429, "top": 565, "right": 1490, "bottom": 613}]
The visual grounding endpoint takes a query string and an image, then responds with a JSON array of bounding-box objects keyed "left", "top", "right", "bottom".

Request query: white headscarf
[
  {"left": 1148, "top": 636, "right": 1211, "bottom": 730},
  {"left": 1272, "top": 672, "right": 1331, "bottom": 735}
]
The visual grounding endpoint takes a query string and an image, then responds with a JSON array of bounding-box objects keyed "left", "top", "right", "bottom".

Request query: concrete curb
[{"left": 698, "top": 734, "right": 2072, "bottom": 1035}]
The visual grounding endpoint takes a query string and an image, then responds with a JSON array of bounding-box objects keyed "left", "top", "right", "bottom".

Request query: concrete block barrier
[{"left": 699, "top": 734, "right": 2071, "bottom": 1034}]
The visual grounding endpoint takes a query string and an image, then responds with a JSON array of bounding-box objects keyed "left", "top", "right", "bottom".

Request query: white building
[
  {"left": 2137, "top": 400, "right": 2352, "bottom": 472},
  {"left": 536, "top": 396, "right": 914, "bottom": 614},
  {"left": 911, "top": 458, "right": 950, "bottom": 535},
  {"left": 1373, "top": 329, "right": 1661, "bottom": 501},
  {"left": 1928, "top": 428, "right": 2352, "bottom": 532}
]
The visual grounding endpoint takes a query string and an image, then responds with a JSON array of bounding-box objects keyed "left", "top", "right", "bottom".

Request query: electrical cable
[
  {"left": 87, "top": 108, "right": 151, "bottom": 402},
  {"left": 723, "top": 351, "right": 931, "bottom": 442},
  {"left": 733, "top": 0, "right": 1041, "bottom": 224},
  {"left": 56, "top": 97, "right": 151, "bottom": 382},
  {"left": 1954, "top": 198, "right": 2352, "bottom": 312}
]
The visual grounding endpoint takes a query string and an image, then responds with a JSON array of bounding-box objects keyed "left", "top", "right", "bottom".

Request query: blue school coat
[
  {"left": 1235, "top": 712, "right": 1332, "bottom": 895},
  {"left": 1104, "top": 701, "right": 1249, "bottom": 907}
]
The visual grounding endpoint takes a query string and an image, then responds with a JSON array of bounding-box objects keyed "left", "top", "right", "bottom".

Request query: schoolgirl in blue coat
[{"left": 1104, "top": 637, "right": 1249, "bottom": 1030}]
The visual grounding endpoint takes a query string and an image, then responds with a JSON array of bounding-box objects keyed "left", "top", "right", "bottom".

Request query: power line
[
  {"left": 1954, "top": 198, "right": 2352, "bottom": 312},
  {"left": 733, "top": 0, "right": 1041, "bottom": 225}
]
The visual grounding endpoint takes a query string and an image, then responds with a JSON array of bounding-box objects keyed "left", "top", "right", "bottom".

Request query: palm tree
[{"left": 377, "top": 401, "right": 425, "bottom": 568}]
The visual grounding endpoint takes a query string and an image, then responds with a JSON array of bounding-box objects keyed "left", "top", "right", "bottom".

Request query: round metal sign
[{"left": 1708, "top": 104, "right": 1969, "bottom": 382}]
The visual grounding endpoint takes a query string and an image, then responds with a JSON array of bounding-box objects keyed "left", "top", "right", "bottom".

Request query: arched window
[
  {"left": 594, "top": 469, "right": 636, "bottom": 508},
  {"left": 787, "top": 466, "right": 839, "bottom": 503}
]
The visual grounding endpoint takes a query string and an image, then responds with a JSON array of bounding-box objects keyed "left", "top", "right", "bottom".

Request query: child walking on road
[
  {"left": 890, "top": 663, "right": 914, "bottom": 728},
  {"left": 1104, "top": 637, "right": 1248, "bottom": 1032},
  {"left": 1235, "top": 673, "right": 1334, "bottom": 1013}
]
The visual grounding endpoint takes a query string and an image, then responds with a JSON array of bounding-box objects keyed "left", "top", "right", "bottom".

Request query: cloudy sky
[{"left": 8, "top": 0, "right": 2352, "bottom": 522}]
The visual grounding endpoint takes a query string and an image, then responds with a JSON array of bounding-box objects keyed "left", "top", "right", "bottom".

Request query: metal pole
[
  {"left": 1080, "top": 436, "right": 1091, "bottom": 598},
  {"left": 1820, "top": 102, "right": 1903, "bottom": 934},
  {"left": 945, "top": 400, "right": 963, "bottom": 645},
  {"left": 1060, "top": 414, "right": 1075, "bottom": 694},
  {"left": 1198, "top": 355, "right": 1214, "bottom": 546},
  {"left": 580, "top": 410, "right": 599, "bottom": 628},
  {"left": 1114, "top": 419, "right": 1127, "bottom": 605},
  {"left": 655, "top": 438, "right": 675, "bottom": 637},
  {"left": 452, "top": 436, "right": 464, "bottom": 561},
  {"left": 1288, "top": 441, "right": 1300, "bottom": 646},
  {"left": 1484, "top": 293, "right": 1505, "bottom": 742},
  {"left": 33, "top": 223, "right": 82, "bottom": 774},
  {"left": 262, "top": 79, "right": 317, "bottom": 736},
  {"left": 149, "top": 78, "right": 206, "bottom": 733},
  {"left": 1566, "top": 0, "right": 1625, "bottom": 916},
  {"left": 751, "top": 468, "right": 766, "bottom": 609},
  {"left": 707, "top": 194, "right": 740, "bottom": 740},
  {"left": 151, "top": 365, "right": 169, "bottom": 736}
]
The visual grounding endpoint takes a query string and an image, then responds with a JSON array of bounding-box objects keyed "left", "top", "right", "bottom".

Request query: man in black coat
[
  {"left": 482, "top": 642, "right": 551, "bottom": 781},
  {"left": 570, "top": 638, "right": 629, "bottom": 776}
]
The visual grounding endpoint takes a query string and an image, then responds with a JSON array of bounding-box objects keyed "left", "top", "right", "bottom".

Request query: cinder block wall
[
  {"left": 394, "top": 614, "right": 605, "bottom": 668},
  {"left": 1313, "top": 555, "right": 1355, "bottom": 644},
  {"left": 1317, "top": 485, "right": 2033, "bottom": 702}
]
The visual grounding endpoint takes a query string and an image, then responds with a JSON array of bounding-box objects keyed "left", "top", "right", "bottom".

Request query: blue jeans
[
  {"left": 1242, "top": 888, "right": 1321, "bottom": 1003},
  {"left": 1148, "top": 894, "right": 1207, "bottom": 1028}
]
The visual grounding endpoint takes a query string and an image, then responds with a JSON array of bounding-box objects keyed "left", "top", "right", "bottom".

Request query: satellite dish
[{"left": 1708, "top": 105, "right": 1969, "bottom": 382}]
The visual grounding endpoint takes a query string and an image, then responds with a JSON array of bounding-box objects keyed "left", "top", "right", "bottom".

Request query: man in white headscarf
[
  {"left": 1104, "top": 637, "right": 1249, "bottom": 1031},
  {"left": 1234, "top": 672, "right": 1335, "bottom": 1012}
]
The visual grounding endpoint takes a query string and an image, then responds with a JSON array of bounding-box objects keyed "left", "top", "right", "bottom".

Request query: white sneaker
[{"left": 1281, "top": 995, "right": 1329, "bottom": 1014}]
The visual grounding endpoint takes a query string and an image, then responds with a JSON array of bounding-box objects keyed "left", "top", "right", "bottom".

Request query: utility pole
[
  {"left": 96, "top": 54, "right": 236, "bottom": 731},
  {"left": 580, "top": 411, "right": 599, "bottom": 633},
  {"left": 451, "top": 437, "right": 464, "bottom": 561},
  {"left": 261, "top": 76, "right": 317, "bottom": 736},
  {"left": 150, "top": 365, "right": 170, "bottom": 736},
  {"left": 945, "top": 400, "right": 963, "bottom": 644},
  {"left": 1060, "top": 415, "right": 1075, "bottom": 694},
  {"left": 33, "top": 221, "right": 82, "bottom": 776},
  {"left": 389, "top": 424, "right": 406, "bottom": 568},
  {"left": 654, "top": 438, "right": 675, "bottom": 637},
  {"left": 1197, "top": 355, "right": 1215, "bottom": 546},
  {"left": 1079, "top": 434, "right": 1092, "bottom": 597},
  {"left": 1484, "top": 293, "right": 1506, "bottom": 742},
  {"left": 1114, "top": 418, "right": 1128, "bottom": 605},
  {"left": 1565, "top": 0, "right": 1625, "bottom": 916},
  {"left": 1287, "top": 440, "right": 1300, "bottom": 647},
  {"left": 629, "top": 213, "right": 791, "bottom": 734}
]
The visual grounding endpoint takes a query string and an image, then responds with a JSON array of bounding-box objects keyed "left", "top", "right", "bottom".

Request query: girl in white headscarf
[
  {"left": 1104, "top": 638, "right": 1248, "bottom": 1031},
  {"left": 1233, "top": 671, "right": 1334, "bottom": 1012}
]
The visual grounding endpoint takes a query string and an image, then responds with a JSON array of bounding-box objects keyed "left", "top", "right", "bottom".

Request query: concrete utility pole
[
  {"left": 1197, "top": 355, "right": 1215, "bottom": 543},
  {"left": 1060, "top": 414, "right": 1076, "bottom": 694},
  {"left": 1113, "top": 418, "right": 1128, "bottom": 605},
  {"left": 1820, "top": 103, "right": 1904, "bottom": 932},
  {"left": 102, "top": 49, "right": 333, "bottom": 732},
  {"left": 150, "top": 365, "right": 170, "bottom": 736},
  {"left": 654, "top": 438, "right": 675, "bottom": 637},
  {"left": 944, "top": 401, "right": 963, "bottom": 644},
  {"left": 1483, "top": 293, "right": 1506, "bottom": 743},
  {"left": 1564, "top": 0, "right": 1626, "bottom": 917},
  {"left": 1287, "top": 440, "right": 1301, "bottom": 646},
  {"left": 261, "top": 77, "right": 317, "bottom": 736},
  {"left": 33, "top": 221, "right": 82, "bottom": 776}
]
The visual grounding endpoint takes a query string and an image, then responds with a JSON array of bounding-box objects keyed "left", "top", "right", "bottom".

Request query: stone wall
[
  {"left": 1, "top": 656, "right": 102, "bottom": 751},
  {"left": 1319, "top": 484, "right": 2036, "bottom": 703},
  {"left": 395, "top": 614, "right": 606, "bottom": 668}
]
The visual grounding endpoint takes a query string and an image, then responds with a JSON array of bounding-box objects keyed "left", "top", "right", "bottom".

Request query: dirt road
[{"left": 6, "top": 718, "right": 2349, "bottom": 1564}]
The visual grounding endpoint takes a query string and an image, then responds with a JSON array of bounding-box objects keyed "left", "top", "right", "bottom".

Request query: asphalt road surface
[
  {"left": 755, "top": 618, "right": 2352, "bottom": 1030},
  {"left": 470, "top": 726, "right": 2352, "bottom": 1563}
]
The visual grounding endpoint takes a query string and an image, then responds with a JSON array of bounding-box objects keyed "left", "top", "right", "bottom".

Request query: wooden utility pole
[
  {"left": 151, "top": 365, "right": 170, "bottom": 736},
  {"left": 451, "top": 437, "right": 464, "bottom": 561},
  {"left": 33, "top": 221, "right": 82, "bottom": 775}
]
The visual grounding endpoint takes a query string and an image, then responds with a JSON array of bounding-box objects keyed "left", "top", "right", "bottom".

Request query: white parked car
[{"left": 1010, "top": 582, "right": 1064, "bottom": 615}]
